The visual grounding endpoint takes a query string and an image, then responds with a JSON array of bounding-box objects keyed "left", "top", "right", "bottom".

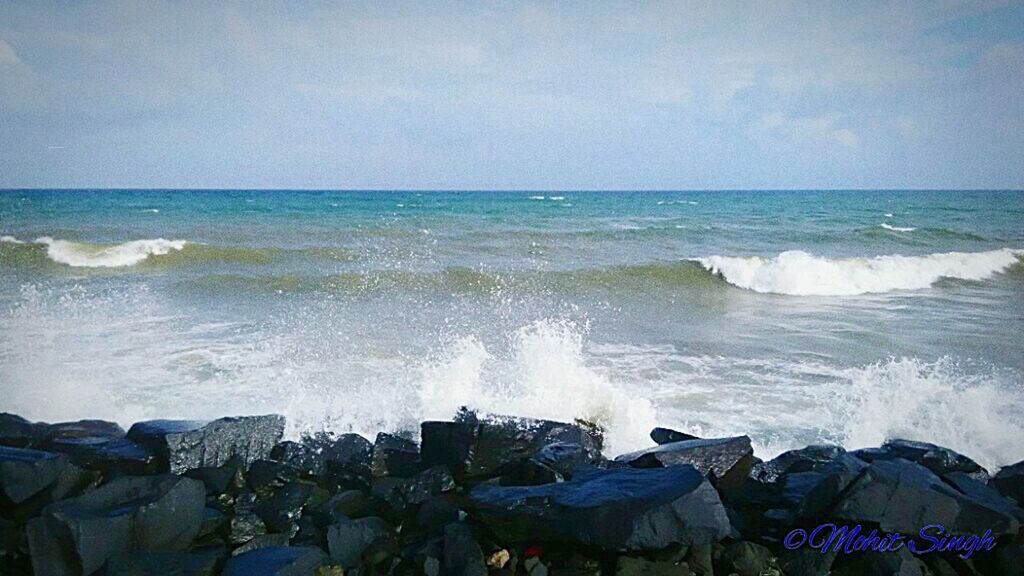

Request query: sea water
[{"left": 1, "top": 190, "right": 1022, "bottom": 468}]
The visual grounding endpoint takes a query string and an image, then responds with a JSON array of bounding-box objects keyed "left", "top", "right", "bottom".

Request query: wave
[
  {"left": 694, "top": 248, "right": 1023, "bottom": 296},
  {"left": 36, "top": 237, "right": 188, "bottom": 267},
  {"left": 878, "top": 222, "right": 916, "bottom": 232}
]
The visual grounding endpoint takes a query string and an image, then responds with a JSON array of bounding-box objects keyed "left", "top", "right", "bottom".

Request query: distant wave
[
  {"left": 37, "top": 237, "right": 187, "bottom": 267},
  {"left": 878, "top": 222, "right": 916, "bottom": 232},
  {"left": 694, "top": 248, "right": 1023, "bottom": 296}
]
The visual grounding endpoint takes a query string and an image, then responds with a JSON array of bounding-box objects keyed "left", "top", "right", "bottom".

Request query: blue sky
[{"left": 1, "top": 1, "right": 1022, "bottom": 190}]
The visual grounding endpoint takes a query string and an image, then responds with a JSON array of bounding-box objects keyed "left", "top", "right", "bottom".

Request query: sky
[{"left": 0, "top": 1, "right": 1022, "bottom": 190}]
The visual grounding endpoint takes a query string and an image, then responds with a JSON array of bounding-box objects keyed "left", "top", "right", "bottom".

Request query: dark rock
[
  {"left": 751, "top": 444, "right": 846, "bottom": 483},
  {"left": 531, "top": 442, "right": 593, "bottom": 479},
  {"left": 185, "top": 456, "right": 246, "bottom": 496},
  {"left": 422, "top": 415, "right": 602, "bottom": 481},
  {"left": 290, "top": 516, "right": 323, "bottom": 548},
  {"left": 26, "top": 474, "right": 205, "bottom": 576},
  {"left": 256, "top": 482, "right": 313, "bottom": 535},
  {"left": 326, "top": 516, "right": 396, "bottom": 569},
  {"left": 222, "top": 546, "right": 327, "bottom": 576},
  {"left": 42, "top": 419, "right": 125, "bottom": 443},
  {"left": 232, "top": 533, "right": 290, "bottom": 556},
  {"left": 833, "top": 458, "right": 1020, "bottom": 537},
  {"left": 102, "top": 549, "right": 222, "bottom": 576},
  {"left": 614, "top": 436, "right": 754, "bottom": 490},
  {"left": 832, "top": 545, "right": 929, "bottom": 576},
  {"left": 127, "top": 415, "right": 285, "bottom": 474},
  {"left": 944, "top": 471, "right": 1024, "bottom": 522},
  {"left": 0, "top": 413, "right": 47, "bottom": 448},
  {"left": 713, "top": 541, "right": 775, "bottom": 576},
  {"left": 373, "top": 465, "right": 455, "bottom": 511},
  {"left": 371, "top": 432, "right": 421, "bottom": 478},
  {"left": 198, "top": 507, "right": 225, "bottom": 539},
  {"left": 45, "top": 436, "right": 157, "bottom": 477},
  {"left": 230, "top": 492, "right": 267, "bottom": 544},
  {"left": 271, "top": 432, "right": 372, "bottom": 479},
  {"left": 684, "top": 543, "right": 713, "bottom": 576},
  {"left": 992, "top": 459, "right": 1024, "bottom": 504},
  {"left": 524, "top": 556, "right": 549, "bottom": 576},
  {"left": 416, "top": 497, "right": 460, "bottom": 534},
  {"left": 777, "top": 547, "right": 837, "bottom": 576},
  {"left": 248, "top": 459, "right": 300, "bottom": 494},
  {"left": 975, "top": 540, "right": 1024, "bottom": 576},
  {"left": 314, "top": 490, "right": 372, "bottom": 525},
  {"left": 650, "top": 427, "right": 699, "bottom": 445},
  {"left": 854, "top": 438, "right": 989, "bottom": 479},
  {"left": 0, "top": 446, "right": 91, "bottom": 506},
  {"left": 615, "top": 556, "right": 687, "bottom": 576},
  {"left": 443, "top": 523, "right": 486, "bottom": 576},
  {"left": 470, "top": 465, "right": 731, "bottom": 550}
]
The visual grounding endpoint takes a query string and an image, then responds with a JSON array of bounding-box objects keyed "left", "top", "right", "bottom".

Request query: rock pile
[{"left": 1, "top": 411, "right": 1022, "bottom": 575}]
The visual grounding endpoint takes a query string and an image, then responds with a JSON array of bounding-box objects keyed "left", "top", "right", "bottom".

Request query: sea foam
[
  {"left": 35, "top": 237, "right": 187, "bottom": 268},
  {"left": 695, "top": 248, "right": 1022, "bottom": 296}
]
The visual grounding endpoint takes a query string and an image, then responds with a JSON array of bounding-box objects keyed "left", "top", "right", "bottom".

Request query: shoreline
[{"left": 1, "top": 410, "right": 1023, "bottom": 576}]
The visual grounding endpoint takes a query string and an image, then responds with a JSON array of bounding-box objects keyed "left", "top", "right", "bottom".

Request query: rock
[
  {"left": 943, "top": 471, "right": 1024, "bottom": 522},
  {"left": 326, "top": 516, "right": 395, "bottom": 569},
  {"left": 198, "top": 507, "right": 225, "bottom": 539},
  {"left": 855, "top": 439, "right": 988, "bottom": 479},
  {"left": 422, "top": 414, "right": 602, "bottom": 481},
  {"left": 103, "top": 549, "right": 222, "bottom": 576},
  {"left": 44, "top": 436, "right": 157, "bottom": 477},
  {"left": 0, "top": 413, "right": 48, "bottom": 448},
  {"left": 832, "top": 545, "right": 929, "bottom": 576},
  {"left": 222, "top": 546, "right": 327, "bottom": 576},
  {"left": 614, "top": 436, "right": 754, "bottom": 490},
  {"left": 470, "top": 465, "right": 731, "bottom": 550},
  {"left": 530, "top": 442, "right": 593, "bottom": 479},
  {"left": 833, "top": 458, "right": 1020, "bottom": 537},
  {"left": 257, "top": 482, "right": 313, "bottom": 535},
  {"left": 615, "top": 556, "right": 688, "bottom": 576},
  {"left": 650, "top": 427, "right": 699, "bottom": 445},
  {"left": 232, "top": 533, "right": 291, "bottom": 556},
  {"left": 271, "top": 433, "right": 373, "bottom": 479},
  {"left": 777, "top": 547, "right": 837, "bottom": 576},
  {"left": 713, "top": 541, "right": 776, "bottom": 576},
  {"left": 751, "top": 444, "right": 846, "bottom": 483},
  {"left": 248, "top": 460, "right": 300, "bottom": 494},
  {"left": 127, "top": 415, "right": 285, "bottom": 474},
  {"left": 373, "top": 465, "right": 455, "bottom": 511},
  {"left": 230, "top": 492, "right": 268, "bottom": 544},
  {"left": 416, "top": 496, "right": 460, "bottom": 534},
  {"left": 992, "top": 459, "right": 1024, "bottom": 504},
  {"left": 370, "top": 432, "right": 420, "bottom": 478},
  {"left": 443, "top": 523, "right": 486, "bottom": 576},
  {"left": 487, "top": 549, "right": 511, "bottom": 570},
  {"left": 42, "top": 419, "right": 125, "bottom": 443},
  {"left": 525, "top": 556, "right": 549, "bottom": 576},
  {"left": 975, "top": 540, "right": 1024, "bottom": 576},
  {"left": 26, "top": 474, "right": 205, "bottom": 576},
  {"left": 185, "top": 456, "right": 246, "bottom": 496},
  {"left": 314, "top": 490, "right": 372, "bottom": 525},
  {"left": 0, "top": 446, "right": 92, "bottom": 506}
]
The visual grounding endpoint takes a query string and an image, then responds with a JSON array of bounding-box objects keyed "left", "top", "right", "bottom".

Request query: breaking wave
[
  {"left": 695, "top": 248, "right": 1023, "bottom": 296},
  {"left": 36, "top": 237, "right": 188, "bottom": 267},
  {"left": 879, "top": 222, "right": 916, "bottom": 232}
]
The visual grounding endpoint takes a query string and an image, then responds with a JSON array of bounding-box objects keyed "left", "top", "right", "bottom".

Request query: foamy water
[{"left": 2, "top": 190, "right": 1022, "bottom": 469}]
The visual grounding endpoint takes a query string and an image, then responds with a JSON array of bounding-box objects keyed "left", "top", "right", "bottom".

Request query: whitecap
[
  {"left": 695, "top": 248, "right": 1023, "bottom": 296},
  {"left": 879, "top": 222, "right": 916, "bottom": 232},
  {"left": 1, "top": 235, "right": 24, "bottom": 244},
  {"left": 34, "top": 237, "right": 187, "bottom": 268}
]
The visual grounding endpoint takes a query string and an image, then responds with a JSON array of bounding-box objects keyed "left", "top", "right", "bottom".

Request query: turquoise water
[{"left": 1, "top": 190, "right": 1022, "bottom": 467}]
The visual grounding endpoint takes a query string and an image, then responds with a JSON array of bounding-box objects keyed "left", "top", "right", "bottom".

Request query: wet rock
[
  {"left": 232, "top": 533, "right": 291, "bottom": 556},
  {"left": 326, "top": 516, "right": 396, "bottom": 569},
  {"left": 992, "top": 459, "right": 1024, "bottom": 504},
  {"left": 443, "top": 523, "right": 486, "bottom": 576},
  {"left": 615, "top": 556, "right": 688, "bottom": 576},
  {"left": 777, "top": 547, "right": 837, "bottom": 576},
  {"left": 103, "top": 549, "right": 222, "bottom": 576},
  {"left": 470, "top": 465, "right": 731, "bottom": 550},
  {"left": 314, "top": 489, "right": 372, "bottom": 525},
  {"left": 42, "top": 419, "right": 125, "bottom": 443},
  {"left": 0, "top": 446, "right": 91, "bottom": 506},
  {"left": 855, "top": 439, "right": 989, "bottom": 480},
  {"left": 416, "top": 496, "right": 460, "bottom": 534},
  {"left": 26, "top": 474, "right": 205, "bottom": 576},
  {"left": 257, "top": 482, "right": 313, "bottom": 535},
  {"left": 614, "top": 436, "right": 754, "bottom": 490},
  {"left": 524, "top": 556, "right": 549, "bottom": 576},
  {"left": 45, "top": 436, "right": 157, "bottom": 477},
  {"left": 198, "top": 507, "right": 225, "bottom": 539},
  {"left": 371, "top": 432, "right": 421, "bottom": 478},
  {"left": 649, "top": 427, "right": 699, "bottom": 445},
  {"left": 422, "top": 415, "right": 602, "bottom": 481},
  {"left": 530, "top": 442, "right": 593, "bottom": 480},
  {"left": 713, "top": 541, "right": 776, "bottom": 576},
  {"left": 943, "top": 471, "right": 1024, "bottom": 522},
  {"left": 185, "top": 456, "right": 246, "bottom": 496},
  {"left": 373, "top": 465, "right": 455, "bottom": 511},
  {"left": 230, "top": 492, "right": 268, "bottom": 545},
  {"left": 751, "top": 444, "right": 846, "bottom": 483},
  {"left": 833, "top": 458, "right": 1020, "bottom": 537},
  {"left": 0, "top": 413, "right": 47, "bottom": 448},
  {"left": 248, "top": 460, "right": 300, "bottom": 495},
  {"left": 832, "top": 545, "right": 929, "bottom": 576},
  {"left": 127, "top": 415, "right": 285, "bottom": 474},
  {"left": 222, "top": 546, "right": 327, "bottom": 576},
  {"left": 271, "top": 433, "right": 373, "bottom": 480}
]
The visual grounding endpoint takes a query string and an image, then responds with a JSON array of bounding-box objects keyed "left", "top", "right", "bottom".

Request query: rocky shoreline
[{"left": 1, "top": 410, "right": 1022, "bottom": 576}]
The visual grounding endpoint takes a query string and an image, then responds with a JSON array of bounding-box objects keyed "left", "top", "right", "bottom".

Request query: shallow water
[{"left": 1, "top": 190, "right": 1022, "bottom": 468}]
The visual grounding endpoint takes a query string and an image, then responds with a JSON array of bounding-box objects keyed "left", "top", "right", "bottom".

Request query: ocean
[{"left": 1, "top": 189, "right": 1022, "bottom": 469}]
